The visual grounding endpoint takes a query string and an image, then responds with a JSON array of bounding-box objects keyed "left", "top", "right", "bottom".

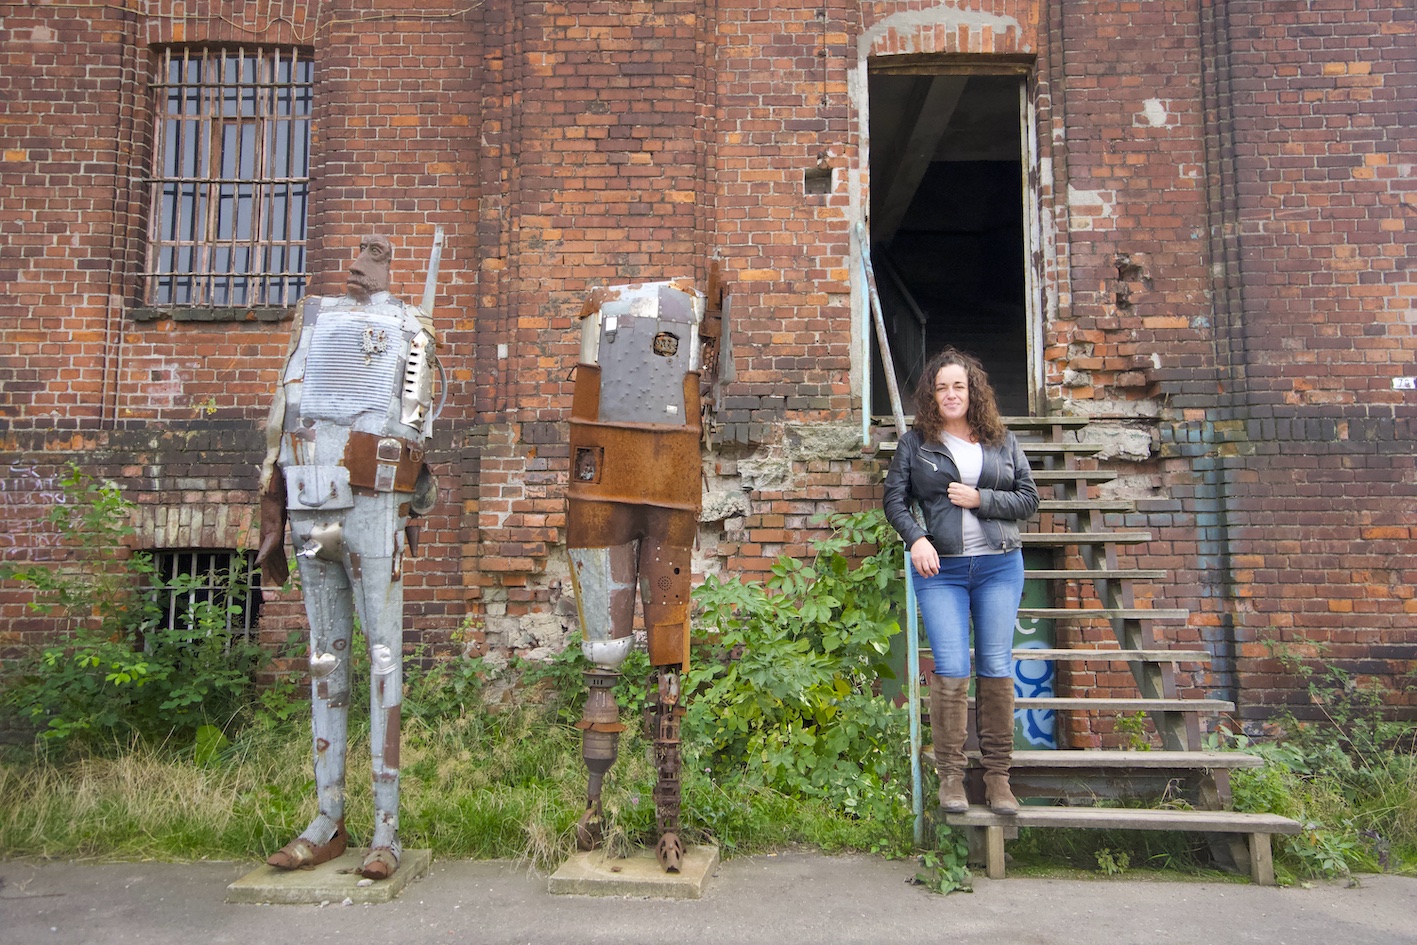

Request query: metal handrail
[
  {"left": 854, "top": 222, "right": 909, "bottom": 440},
  {"left": 854, "top": 221, "right": 923, "bottom": 846}
]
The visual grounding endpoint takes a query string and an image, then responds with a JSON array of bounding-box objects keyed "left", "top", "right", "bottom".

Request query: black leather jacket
[{"left": 882, "top": 428, "right": 1039, "bottom": 556}]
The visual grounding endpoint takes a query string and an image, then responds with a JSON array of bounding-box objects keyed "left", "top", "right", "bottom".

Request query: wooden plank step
[
  {"left": 1019, "top": 442, "right": 1103, "bottom": 455},
  {"left": 876, "top": 440, "right": 1104, "bottom": 455},
  {"left": 980, "top": 750, "right": 1261, "bottom": 770},
  {"left": 949, "top": 806, "right": 1299, "bottom": 833},
  {"left": 1003, "top": 416, "right": 1092, "bottom": 428},
  {"left": 923, "top": 648, "right": 1207, "bottom": 662},
  {"left": 944, "top": 807, "right": 1300, "bottom": 884},
  {"left": 876, "top": 416, "right": 1094, "bottom": 429},
  {"left": 1024, "top": 569, "right": 1166, "bottom": 580},
  {"left": 1036, "top": 499, "right": 1135, "bottom": 512},
  {"left": 1021, "top": 531, "right": 1153, "bottom": 545},
  {"left": 1017, "top": 607, "right": 1189, "bottom": 621},
  {"left": 1030, "top": 469, "right": 1118, "bottom": 482},
  {"left": 1011, "top": 648, "right": 1212, "bottom": 662},
  {"left": 969, "top": 697, "right": 1234, "bottom": 713}
]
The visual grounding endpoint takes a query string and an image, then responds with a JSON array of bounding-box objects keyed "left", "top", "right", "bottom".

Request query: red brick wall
[
  {"left": 1043, "top": 0, "right": 1416, "bottom": 731},
  {"left": 0, "top": 4, "right": 138, "bottom": 429},
  {"left": 2, "top": 1, "right": 1413, "bottom": 727},
  {"left": 1198, "top": 0, "right": 1416, "bottom": 723}
]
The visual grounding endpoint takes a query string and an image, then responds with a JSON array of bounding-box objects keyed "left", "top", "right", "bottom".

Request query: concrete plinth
[
  {"left": 548, "top": 845, "right": 719, "bottom": 899},
  {"left": 225, "top": 849, "right": 432, "bottom": 904}
]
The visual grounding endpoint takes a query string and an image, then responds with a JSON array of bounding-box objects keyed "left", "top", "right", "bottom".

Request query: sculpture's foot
[
  {"left": 356, "top": 846, "right": 399, "bottom": 880},
  {"left": 266, "top": 820, "right": 347, "bottom": 871},
  {"left": 575, "top": 807, "right": 603, "bottom": 851},
  {"left": 655, "top": 832, "right": 684, "bottom": 873}
]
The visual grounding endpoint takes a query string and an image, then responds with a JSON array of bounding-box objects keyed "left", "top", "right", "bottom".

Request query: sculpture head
[{"left": 347, "top": 235, "right": 393, "bottom": 303}]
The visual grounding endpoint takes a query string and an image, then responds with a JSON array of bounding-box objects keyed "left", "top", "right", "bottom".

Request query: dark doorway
[{"left": 868, "top": 72, "right": 1030, "bottom": 417}]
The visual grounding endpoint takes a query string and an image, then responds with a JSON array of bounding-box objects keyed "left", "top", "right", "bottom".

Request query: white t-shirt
[{"left": 942, "top": 431, "right": 999, "bottom": 556}]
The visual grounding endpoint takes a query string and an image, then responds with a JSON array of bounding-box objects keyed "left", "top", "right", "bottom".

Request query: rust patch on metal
[
  {"left": 382, "top": 706, "right": 400, "bottom": 770},
  {"left": 567, "top": 366, "right": 702, "bottom": 513},
  {"left": 647, "top": 618, "right": 689, "bottom": 668}
]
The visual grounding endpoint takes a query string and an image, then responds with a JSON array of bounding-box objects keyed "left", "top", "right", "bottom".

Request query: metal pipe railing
[{"left": 854, "top": 221, "right": 922, "bottom": 846}]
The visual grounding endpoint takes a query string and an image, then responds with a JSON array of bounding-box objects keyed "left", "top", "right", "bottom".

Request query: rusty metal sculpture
[
  {"left": 255, "top": 234, "right": 440, "bottom": 880},
  {"left": 566, "top": 279, "right": 716, "bottom": 872}
]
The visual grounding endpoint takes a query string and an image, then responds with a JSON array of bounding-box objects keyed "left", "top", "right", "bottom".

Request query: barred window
[
  {"left": 150, "top": 549, "right": 262, "bottom": 639},
  {"left": 145, "top": 47, "right": 312, "bottom": 309}
]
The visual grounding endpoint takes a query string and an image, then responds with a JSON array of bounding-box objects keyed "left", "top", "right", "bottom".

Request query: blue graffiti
[{"left": 1012, "top": 636, "right": 1056, "bottom": 748}]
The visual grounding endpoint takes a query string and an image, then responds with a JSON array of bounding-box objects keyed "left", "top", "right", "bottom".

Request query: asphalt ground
[{"left": 2, "top": 852, "right": 1414, "bottom": 945}]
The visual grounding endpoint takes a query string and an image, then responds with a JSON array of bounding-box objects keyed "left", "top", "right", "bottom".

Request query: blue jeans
[{"left": 911, "top": 549, "right": 1025, "bottom": 680}]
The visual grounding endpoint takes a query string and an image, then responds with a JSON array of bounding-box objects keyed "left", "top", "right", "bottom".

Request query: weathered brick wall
[
  {"left": 2, "top": 1, "right": 1412, "bottom": 729},
  {"left": 1201, "top": 0, "right": 1416, "bottom": 723},
  {"left": 467, "top": 1, "right": 714, "bottom": 658},
  {"left": 0, "top": 4, "right": 138, "bottom": 429},
  {"left": 0, "top": 2, "right": 480, "bottom": 659},
  {"left": 1050, "top": 0, "right": 1416, "bottom": 730},
  {"left": 0, "top": 428, "right": 263, "bottom": 658},
  {"left": 1035, "top": 1, "right": 1225, "bottom": 745}
]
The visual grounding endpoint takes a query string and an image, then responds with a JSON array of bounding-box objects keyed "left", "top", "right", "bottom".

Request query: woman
[{"left": 883, "top": 347, "right": 1038, "bottom": 815}]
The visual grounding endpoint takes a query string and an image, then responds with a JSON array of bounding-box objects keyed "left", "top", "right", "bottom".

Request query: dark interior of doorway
[{"left": 868, "top": 72, "right": 1029, "bottom": 418}]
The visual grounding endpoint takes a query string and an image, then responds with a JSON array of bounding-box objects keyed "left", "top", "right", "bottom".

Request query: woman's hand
[
  {"left": 910, "top": 536, "right": 940, "bottom": 578},
  {"left": 947, "top": 482, "right": 981, "bottom": 509}
]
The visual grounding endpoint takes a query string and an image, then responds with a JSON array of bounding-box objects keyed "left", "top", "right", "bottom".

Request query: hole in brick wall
[{"left": 804, "top": 166, "right": 832, "bottom": 195}]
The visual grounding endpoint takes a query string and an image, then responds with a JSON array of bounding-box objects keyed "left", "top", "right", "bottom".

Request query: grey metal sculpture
[
  {"left": 566, "top": 279, "right": 708, "bottom": 872},
  {"left": 256, "top": 235, "right": 439, "bottom": 880}
]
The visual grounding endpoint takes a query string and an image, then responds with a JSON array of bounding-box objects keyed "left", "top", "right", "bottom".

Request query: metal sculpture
[
  {"left": 566, "top": 279, "right": 710, "bottom": 872},
  {"left": 256, "top": 234, "right": 439, "bottom": 880}
]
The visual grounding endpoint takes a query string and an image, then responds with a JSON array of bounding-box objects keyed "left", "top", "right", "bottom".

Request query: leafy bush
[
  {"left": 686, "top": 509, "right": 912, "bottom": 830},
  {"left": 0, "top": 465, "right": 268, "bottom": 751},
  {"left": 1, "top": 494, "right": 924, "bottom": 864},
  {"left": 1220, "top": 667, "right": 1417, "bottom": 880}
]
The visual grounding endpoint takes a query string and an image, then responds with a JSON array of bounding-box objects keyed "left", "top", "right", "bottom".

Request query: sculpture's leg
[
  {"left": 576, "top": 668, "right": 623, "bottom": 850},
  {"left": 640, "top": 520, "right": 694, "bottom": 872},
  {"left": 267, "top": 521, "right": 353, "bottom": 870},
  {"left": 346, "top": 494, "right": 406, "bottom": 880},
  {"left": 567, "top": 540, "right": 638, "bottom": 849},
  {"left": 647, "top": 666, "right": 685, "bottom": 871}
]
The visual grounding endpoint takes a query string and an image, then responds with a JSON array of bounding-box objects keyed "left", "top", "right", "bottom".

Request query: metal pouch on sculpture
[{"left": 285, "top": 465, "right": 356, "bottom": 511}]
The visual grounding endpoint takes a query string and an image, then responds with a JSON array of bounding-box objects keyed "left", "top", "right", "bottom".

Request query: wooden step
[
  {"left": 1030, "top": 469, "right": 1117, "bottom": 482},
  {"left": 1019, "top": 442, "right": 1103, "bottom": 455},
  {"left": 875, "top": 416, "right": 1093, "bottom": 430},
  {"left": 981, "top": 750, "right": 1260, "bottom": 769},
  {"left": 944, "top": 806, "right": 1301, "bottom": 884},
  {"left": 1017, "top": 607, "right": 1188, "bottom": 621},
  {"left": 1020, "top": 531, "right": 1152, "bottom": 546},
  {"left": 1024, "top": 569, "right": 1166, "bottom": 580},
  {"left": 877, "top": 440, "right": 1105, "bottom": 455},
  {"left": 1036, "top": 499, "right": 1135, "bottom": 512},
  {"left": 969, "top": 697, "right": 1234, "bottom": 713},
  {"left": 1011, "top": 648, "right": 1212, "bottom": 662},
  {"left": 924, "top": 749, "right": 1256, "bottom": 769},
  {"left": 922, "top": 749, "right": 1258, "bottom": 805},
  {"left": 1003, "top": 416, "right": 1091, "bottom": 428}
]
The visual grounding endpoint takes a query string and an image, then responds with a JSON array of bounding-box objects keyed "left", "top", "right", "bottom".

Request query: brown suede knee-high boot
[
  {"left": 976, "top": 675, "right": 1019, "bottom": 815},
  {"left": 929, "top": 676, "right": 970, "bottom": 813}
]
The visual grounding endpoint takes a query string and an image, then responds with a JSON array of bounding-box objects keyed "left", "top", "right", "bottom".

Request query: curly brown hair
[{"left": 911, "top": 347, "right": 1006, "bottom": 446}]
